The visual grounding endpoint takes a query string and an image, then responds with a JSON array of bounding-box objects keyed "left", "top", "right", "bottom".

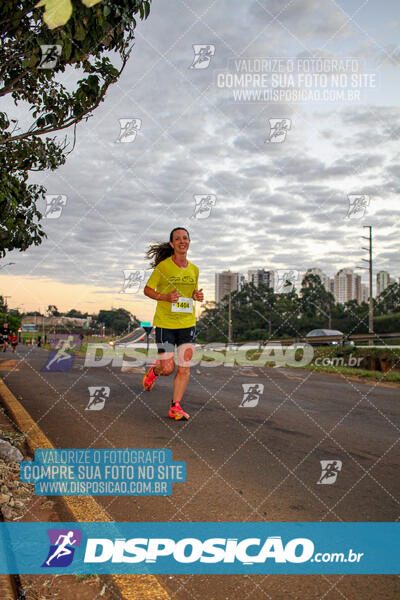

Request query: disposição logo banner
[{"left": 0, "top": 522, "right": 398, "bottom": 575}]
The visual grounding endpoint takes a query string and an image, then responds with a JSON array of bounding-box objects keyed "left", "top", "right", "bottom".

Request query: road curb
[{"left": 0, "top": 378, "right": 171, "bottom": 600}]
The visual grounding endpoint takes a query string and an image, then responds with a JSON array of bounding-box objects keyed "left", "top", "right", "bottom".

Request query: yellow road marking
[
  {"left": 0, "top": 379, "right": 170, "bottom": 600},
  {"left": 0, "top": 360, "right": 20, "bottom": 370},
  {"left": 0, "top": 574, "right": 16, "bottom": 599}
]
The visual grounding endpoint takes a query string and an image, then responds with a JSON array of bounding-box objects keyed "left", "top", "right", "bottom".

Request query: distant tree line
[
  {"left": 21, "top": 305, "right": 140, "bottom": 336},
  {"left": 197, "top": 274, "right": 400, "bottom": 343}
]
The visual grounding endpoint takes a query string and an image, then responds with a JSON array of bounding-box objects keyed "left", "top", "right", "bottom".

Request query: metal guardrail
[
  {"left": 349, "top": 332, "right": 400, "bottom": 340},
  {"left": 232, "top": 333, "right": 400, "bottom": 347}
]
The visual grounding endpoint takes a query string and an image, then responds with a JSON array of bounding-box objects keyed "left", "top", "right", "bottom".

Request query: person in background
[
  {"left": 3, "top": 329, "right": 8, "bottom": 352},
  {"left": 11, "top": 332, "right": 18, "bottom": 353}
]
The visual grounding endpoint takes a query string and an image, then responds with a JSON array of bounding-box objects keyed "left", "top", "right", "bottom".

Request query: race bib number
[{"left": 171, "top": 297, "right": 193, "bottom": 313}]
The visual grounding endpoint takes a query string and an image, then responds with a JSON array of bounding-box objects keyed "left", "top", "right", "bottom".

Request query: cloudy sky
[{"left": 3, "top": 0, "right": 400, "bottom": 320}]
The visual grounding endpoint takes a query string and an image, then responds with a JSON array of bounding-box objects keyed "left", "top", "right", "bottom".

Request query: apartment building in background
[
  {"left": 215, "top": 271, "right": 239, "bottom": 303},
  {"left": 248, "top": 269, "right": 275, "bottom": 290},
  {"left": 334, "top": 268, "right": 362, "bottom": 304},
  {"left": 361, "top": 283, "right": 369, "bottom": 304},
  {"left": 376, "top": 270, "right": 397, "bottom": 297},
  {"left": 216, "top": 266, "right": 396, "bottom": 306},
  {"left": 239, "top": 274, "right": 247, "bottom": 290}
]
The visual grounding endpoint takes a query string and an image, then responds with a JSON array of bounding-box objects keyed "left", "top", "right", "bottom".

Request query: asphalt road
[{"left": 2, "top": 345, "right": 400, "bottom": 600}]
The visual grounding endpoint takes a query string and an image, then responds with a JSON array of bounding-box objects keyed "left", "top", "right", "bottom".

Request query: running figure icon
[
  {"left": 317, "top": 460, "right": 343, "bottom": 484},
  {"left": 43, "top": 336, "right": 75, "bottom": 371},
  {"left": 45, "top": 531, "right": 77, "bottom": 566}
]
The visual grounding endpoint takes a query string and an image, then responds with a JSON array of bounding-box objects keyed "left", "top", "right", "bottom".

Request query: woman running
[{"left": 142, "top": 227, "right": 203, "bottom": 420}]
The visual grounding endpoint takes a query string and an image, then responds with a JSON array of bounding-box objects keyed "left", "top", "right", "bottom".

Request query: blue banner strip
[{"left": 0, "top": 522, "right": 398, "bottom": 574}]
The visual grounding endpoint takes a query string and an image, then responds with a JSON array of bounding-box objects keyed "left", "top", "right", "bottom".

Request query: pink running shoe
[
  {"left": 168, "top": 403, "right": 190, "bottom": 421},
  {"left": 143, "top": 361, "right": 160, "bottom": 391}
]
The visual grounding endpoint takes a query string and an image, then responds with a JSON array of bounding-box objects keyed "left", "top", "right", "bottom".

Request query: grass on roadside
[
  {"left": 205, "top": 347, "right": 400, "bottom": 382},
  {"left": 303, "top": 363, "right": 400, "bottom": 382}
]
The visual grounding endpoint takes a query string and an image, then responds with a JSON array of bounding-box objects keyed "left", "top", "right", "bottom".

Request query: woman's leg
[
  {"left": 143, "top": 329, "right": 176, "bottom": 391},
  {"left": 173, "top": 343, "right": 194, "bottom": 404},
  {"left": 172, "top": 365, "right": 191, "bottom": 404},
  {"left": 154, "top": 328, "right": 175, "bottom": 376}
]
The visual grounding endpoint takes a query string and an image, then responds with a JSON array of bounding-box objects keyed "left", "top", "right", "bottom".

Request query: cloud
[{"left": 248, "top": 0, "right": 353, "bottom": 41}]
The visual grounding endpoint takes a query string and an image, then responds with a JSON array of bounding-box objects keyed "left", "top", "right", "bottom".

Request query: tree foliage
[
  {"left": 375, "top": 282, "right": 400, "bottom": 315},
  {"left": 300, "top": 272, "right": 334, "bottom": 319},
  {"left": 96, "top": 308, "right": 139, "bottom": 334},
  {"left": 0, "top": 311, "right": 21, "bottom": 333},
  {"left": 65, "top": 308, "right": 88, "bottom": 318},
  {"left": 47, "top": 304, "right": 60, "bottom": 316},
  {"left": 36, "top": 0, "right": 103, "bottom": 29},
  {"left": 0, "top": 0, "right": 152, "bottom": 257}
]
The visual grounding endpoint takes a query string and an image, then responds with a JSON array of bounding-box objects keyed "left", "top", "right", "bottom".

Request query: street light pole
[
  {"left": 362, "top": 226, "right": 373, "bottom": 346},
  {"left": 228, "top": 291, "right": 232, "bottom": 344},
  {"left": 2, "top": 296, "right": 11, "bottom": 328}
]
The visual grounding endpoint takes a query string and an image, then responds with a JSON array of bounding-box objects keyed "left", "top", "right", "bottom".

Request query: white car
[{"left": 306, "top": 329, "right": 354, "bottom": 346}]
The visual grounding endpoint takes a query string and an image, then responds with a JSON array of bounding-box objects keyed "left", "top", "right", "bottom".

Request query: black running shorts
[{"left": 155, "top": 326, "right": 196, "bottom": 354}]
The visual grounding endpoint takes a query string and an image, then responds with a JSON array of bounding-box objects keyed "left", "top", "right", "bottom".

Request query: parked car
[{"left": 305, "top": 329, "right": 354, "bottom": 346}]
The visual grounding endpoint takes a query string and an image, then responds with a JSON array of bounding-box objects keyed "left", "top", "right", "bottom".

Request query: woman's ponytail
[
  {"left": 145, "top": 227, "right": 190, "bottom": 268},
  {"left": 145, "top": 241, "right": 173, "bottom": 268}
]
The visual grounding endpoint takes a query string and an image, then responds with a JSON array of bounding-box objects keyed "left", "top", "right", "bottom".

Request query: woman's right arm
[
  {"left": 144, "top": 285, "right": 167, "bottom": 301},
  {"left": 144, "top": 285, "right": 179, "bottom": 302}
]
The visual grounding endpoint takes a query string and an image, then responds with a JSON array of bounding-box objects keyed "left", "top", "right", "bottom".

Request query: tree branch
[
  {"left": 0, "top": 49, "right": 131, "bottom": 145},
  {"left": 0, "top": 6, "right": 35, "bottom": 30},
  {"left": 0, "top": 69, "right": 32, "bottom": 97}
]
